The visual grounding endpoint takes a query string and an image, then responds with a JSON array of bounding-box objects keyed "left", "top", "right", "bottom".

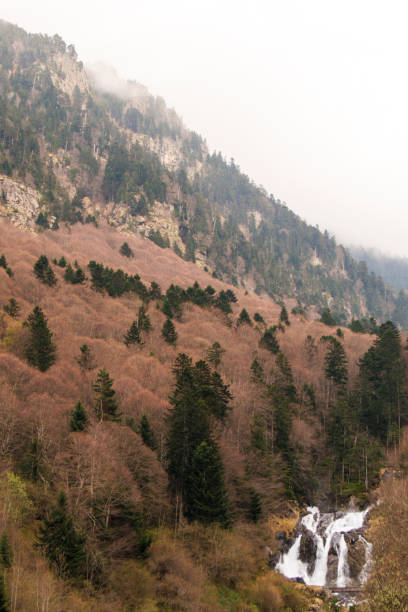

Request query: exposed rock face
[
  {"left": 345, "top": 532, "right": 367, "bottom": 582},
  {"left": 0, "top": 176, "right": 41, "bottom": 230},
  {"left": 299, "top": 531, "right": 317, "bottom": 574}
]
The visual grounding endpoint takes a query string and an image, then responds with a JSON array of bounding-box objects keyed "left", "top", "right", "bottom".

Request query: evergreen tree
[
  {"left": 25, "top": 306, "right": 56, "bottom": 371},
  {"left": 0, "top": 533, "right": 12, "bottom": 569},
  {"left": 37, "top": 491, "right": 85, "bottom": 579},
  {"left": 76, "top": 344, "right": 96, "bottom": 371},
  {"left": 3, "top": 298, "right": 19, "bottom": 318},
  {"left": 0, "top": 255, "right": 12, "bottom": 278},
  {"left": 184, "top": 441, "right": 230, "bottom": 527},
  {"left": 138, "top": 414, "right": 157, "bottom": 450},
  {"left": 249, "top": 489, "right": 262, "bottom": 523},
  {"left": 359, "top": 321, "right": 407, "bottom": 443},
  {"left": 93, "top": 368, "right": 121, "bottom": 422},
  {"left": 162, "top": 318, "right": 177, "bottom": 344},
  {"left": 33, "top": 255, "right": 57, "bottom": 286},
  {"left": 124, "top": 320, "right": 142, "bottom": 346},
  {"left": 320, "top": 307, "right": 337, "bottom": 326},
  {"left": 237, "top": 308, "right": 252, "bottom": 326},
  {"left": 64, "top": 264, "right": 86, "bottom": 284},
  {"left": 70, "top": 401, "right": 88, "bottom": 432},
  {"left": 260, "top": 326, "right": 280, "bottom": 354},
  {"left": 120, "top": 242, "right": 133, "bottom": 257},
  {"left": 324, "top": 338, "right": 348, "bottom": 388},
  {"left": 137, "top": 305, "right": 151, "bottom": 332},
  {"left": 250, "top": 413, "right": 267, "bottom": 451},
  {"left": 253, "top": 312, "right": 265, "bottom": 326},
  {"left": 0, "top": 571, "right": 9, "bottom": 612},
  {"left": 279, "top": 305, "right": 290, "bottom": 326},
  {"left": 206, "top": 341, "right": 225, "bottom": 369},
  {"left": 57, "top": 256, "right": 67, "bottom": 268}
]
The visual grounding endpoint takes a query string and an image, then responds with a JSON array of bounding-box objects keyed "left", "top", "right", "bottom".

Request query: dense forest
[{"left": 0, "top": 19, "right": 407, "bottom": 327}]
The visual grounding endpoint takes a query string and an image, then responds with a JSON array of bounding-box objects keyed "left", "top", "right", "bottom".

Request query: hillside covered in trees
[
  {"left": 0, "top": 19, "right": 407, "bottom": 328},
  {"left": 0, "top": 220, "right": 408, "bottom": 609}
]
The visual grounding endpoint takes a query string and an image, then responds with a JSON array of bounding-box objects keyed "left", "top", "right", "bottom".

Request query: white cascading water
[{"left": 276, "top": 506, "right": 371, "bottom": 588}]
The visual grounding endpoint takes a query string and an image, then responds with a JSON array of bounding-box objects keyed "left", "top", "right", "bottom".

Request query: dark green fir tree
[
  {"left": 70, "top": 401, "right": 88, "bottom": 432},
  {"left": 93, "top": 368, "right": 121, "bottom": 421},
  {"left": 37, "top": 491, "right": 85, "bottom": 579},
  {"left": 33, "top": 255, "right": 57, "bottom": 286},
  {"left": 25, "top": 306, "right": 56, "bottom": 372},
  {"left": 138, "top": 414, "right": 157, "bottom": 450},
  {"left": 3, "top": 298, "right": 19, "bottom": 318},
  {"left": 162, "top": 318, "right": 177, "bottom": 344},
  {"left": 249, "top": 489, "right": 262, "bottom": 523},
  {"left": 124, "top": 321, "right": 142, "bottom": 346},
  {"left": 0, "top": 533, "right": 12, "bottom": 569},
  {"left": 120, "top": 242, "right": 133, "bottom": 258},
  {"left": 76, "top": 344, "right": 96, "bottom": 371},
  {"left": 279, "top": 305, "right": 290, "bottom": 326},
  {"left": 237, "top": 308, "right": 252, "bottom": 326},
  {"left": 184, "top": 441, "right": 230, "bottom": 527}
]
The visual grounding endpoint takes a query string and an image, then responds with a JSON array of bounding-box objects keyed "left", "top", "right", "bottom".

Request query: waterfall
[
  {"left": 337, "top": 534, "right": 350, "bottom": 587},
  {"left": 275, "top": 506, "right": 371, "bottom": 588}
]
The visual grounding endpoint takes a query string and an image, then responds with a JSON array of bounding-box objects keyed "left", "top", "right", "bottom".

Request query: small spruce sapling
[
  {"left": 3, "top": 298, "right": 19, "bottom": 318},
  {"left": 162, "top": 318, "right": 177, "bottom": 344},
  {"left": 237, "top": 308, "right": 252, "bottom": 326},
  {"left": 70, "top": 401, "right": 88, "bottom": 432},
  {"left": 120, "top": 242, "right": 133, "bottom": 258},
  {"left": 76, "top": 344, "right": 96, "bottom": 371},
  {"left": 124, "top": 321, "right": 142, "bottom": 347}
]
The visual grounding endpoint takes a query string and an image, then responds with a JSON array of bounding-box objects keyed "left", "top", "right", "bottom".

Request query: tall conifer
[{"left": 25, "top": 306, "right": 56, "bottom": 371}]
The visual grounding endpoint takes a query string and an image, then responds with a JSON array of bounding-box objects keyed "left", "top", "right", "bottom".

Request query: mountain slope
[{"left": 0, "top": 17, "right": 406, "bottom": 328}]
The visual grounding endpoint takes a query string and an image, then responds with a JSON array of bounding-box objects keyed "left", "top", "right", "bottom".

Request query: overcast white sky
[{"left": 2, "top": 0, "right": 408, "bottom": 255}]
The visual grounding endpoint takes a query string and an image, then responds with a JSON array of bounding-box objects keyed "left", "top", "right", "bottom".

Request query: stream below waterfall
[{"left": 275, "top": 506, "right": 372, "bottom": 589}]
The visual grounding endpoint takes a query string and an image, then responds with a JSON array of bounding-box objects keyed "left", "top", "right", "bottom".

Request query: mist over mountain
[
  {"left": 0, "top": 18, "right": 407, "bottom": 329},
  {"left": 349, "top": 245, "right": 408, "bottom": 292},
  {"left": 1, "top": 18, "right": 408, "bottom": 610}
]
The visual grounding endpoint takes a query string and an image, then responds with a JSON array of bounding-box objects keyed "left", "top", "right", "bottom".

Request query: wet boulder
[
  {"left": 299, "top": 531, "right": 317, "bottom": 573},
  {"left": 345, "top": 533, "right": 367, "bottom": 583}
]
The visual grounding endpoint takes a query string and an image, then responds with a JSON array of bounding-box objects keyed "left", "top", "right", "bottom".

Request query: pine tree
[
  {"left": 260, "top": 326, "right": 280, "bottom": 354},
  {"left": 138, "top": 414, "right": 157, "bottom": 450},
  {"left": 162, "top": 318, "right": 177, "bottom": 344},
  {"left": 124, "top": 321, "right": 142, "bottom": 346},
  {"left": 70, "top": 401, "right": 88, "bottom": 432},
  {"left": 249, "top": 489, "right": 262, "bottom": 522},
  {"left": 253, "top": 312, "right": 265, "bottom": 326},
  {"left": 0, "top": 571, "right": 9, "bottom": 612},
  {"left": 93, "top": 368, "right": 121, "bottom": 421},
  {"left": 184, "top": 441, "right": 230, "bottom": 527},
  {"left": 0, "top": 533, "right": 12, "bottom": 569},
  {"left": 76, "top": 344, "right": 96, "bottom": 371},
  {"left": 137, "top": 305, "right": 151, "bottom": 332},
  {"left": 279, "top": 305, "right": 290, "bottom": 326},
  {"left": 3, "top": 298, "right": 19, "bottom": 318},
  {"left": 237, "top": 308, "right": 252, "bottom": 326},
  {"left": 324, "top": 338, "right": 348, "bottom": 388},
  {"left": 320, "top": 307, "right": 337, "bottom": 326},
  {"left": 25, "top": 306, "right": 56, "bottom": 371},
  {"left": 120, "top": 242, "right": 133, "bottom": 258},
  {"left": 37, "top": 491, "right": 85, "bottom": 579},
  {"left": 33, "top": 255, "right": 57, "bottom": 286}
]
